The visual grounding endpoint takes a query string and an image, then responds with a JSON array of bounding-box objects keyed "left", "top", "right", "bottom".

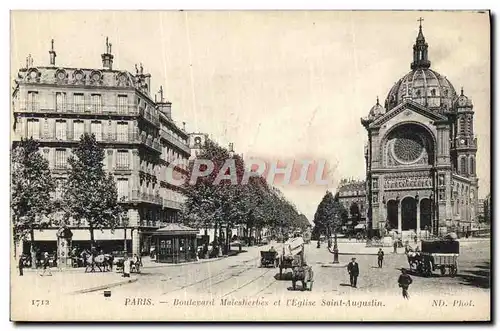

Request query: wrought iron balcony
[
  {"left": 16, "top": 102, "right": 139, "bottom": 116},
  {"left": 162, "top": 198, "right": 183, "bottom": 210},
  {"left": 160, "top": 129, "right": 191, "bottom": 155}
]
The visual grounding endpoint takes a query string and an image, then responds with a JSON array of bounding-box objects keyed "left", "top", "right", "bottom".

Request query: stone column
[
  {"left": 416, "top": 199, "right": 421, "bottom": 234},
  {"left": 397, "top": 200, "right": 402, "bottom": 234},
  {"left": 132, "top": 228, "right": 140, "bottom": 256}
]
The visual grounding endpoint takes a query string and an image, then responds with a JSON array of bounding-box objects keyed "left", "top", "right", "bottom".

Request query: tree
[
  {"left": 312, "top": 191, "right": 348, "bottom": 240},
  {"left": 11, "top": 138, "right": 56, "bottom": 266},
  {"left": 62, "top": 133, "right": 121, "bottom": 246}
]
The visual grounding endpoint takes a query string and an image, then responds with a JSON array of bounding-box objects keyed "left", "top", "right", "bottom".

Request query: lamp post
[{"left": 332, "top": 215, "right": 339, "bottom": 264}]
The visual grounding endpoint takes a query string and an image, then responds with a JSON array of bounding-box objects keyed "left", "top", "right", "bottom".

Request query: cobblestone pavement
[{"left": 74, "top": 240, "right": 489, "bottom": 300}]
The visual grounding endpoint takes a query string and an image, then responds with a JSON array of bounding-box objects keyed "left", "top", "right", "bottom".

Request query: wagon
[
  {"left": 407, "top": 239, "right": 459, "bottom": 277},
  {"left": 279, "top": 237, "right": 305, "bottom": 279},
  {"left": 260, "top": 251, "right": 278, "bottom": 268}
]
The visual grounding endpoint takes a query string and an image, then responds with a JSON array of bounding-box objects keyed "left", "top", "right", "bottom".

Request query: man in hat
[
  {"left": 377, "top": 248, "right": 385, "bottom": 268},
  {"left": 398, "top": 268, "right": 413, "bottom": 299},
  {"left": 347, "top": 257, "right": 359, "bottom": 288}
]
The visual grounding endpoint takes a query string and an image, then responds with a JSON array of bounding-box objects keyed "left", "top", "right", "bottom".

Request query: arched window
[
  {"left": 460, "top": 157, "right": 468, "bottom": 175},
  {"left": 469, "top": 156, "right": 475, "bottom": 176}
]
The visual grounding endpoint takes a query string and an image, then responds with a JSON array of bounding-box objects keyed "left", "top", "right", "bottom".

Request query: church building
[{"left": 361, "top": 21, "right": 479, "bottom": 237}]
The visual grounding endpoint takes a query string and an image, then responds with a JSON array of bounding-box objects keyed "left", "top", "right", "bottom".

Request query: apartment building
[{"left": 12, "top": 39, "right": 191, "bottom": 256}]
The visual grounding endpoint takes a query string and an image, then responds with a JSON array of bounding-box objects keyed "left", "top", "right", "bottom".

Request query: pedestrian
[
  {"left": 398, "top": 269, "right": 413, "bottom": 299},
  {"left": 40, "top": 252, "right": 52, "bottom": 277},
  {"left": 393, "top": 240, "right": 398, "bottom": 254},
  {"left": 18, "top": 254, "right": 24, "bottom": 276},
  {"left": 347, "top": 257, "right": 359, "bottom": 288},
  {"left": 377, "top": 248, "right": 384, "bottom": 268},
  {"left": 122, "top": 254, "right": 131, "bottom": 278},
  {"left": 414, "top": 234, "right": 418, "bottom": 244}
]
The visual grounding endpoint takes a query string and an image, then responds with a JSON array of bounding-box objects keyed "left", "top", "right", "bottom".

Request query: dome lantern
[{"left": 411, "top": 18, "right": 431, "bottom": 70}]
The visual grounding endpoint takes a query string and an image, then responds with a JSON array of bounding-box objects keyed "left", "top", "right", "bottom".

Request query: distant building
[
  {"left": 335, "top": 179, "right": 367, "bottom": 225},
  {"left": 477, "top": 198, "right": 485, "bottom": 220},
  {"left": 188, "top": 132, "right": 208, "bottom": 160},
  {"left": 12, "top": 38, "right": 191, "bottom": 256}
]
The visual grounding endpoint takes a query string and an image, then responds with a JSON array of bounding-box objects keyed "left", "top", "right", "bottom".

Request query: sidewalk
[{"left": 11, "top": 269, "right": 138, "bottom": 295}]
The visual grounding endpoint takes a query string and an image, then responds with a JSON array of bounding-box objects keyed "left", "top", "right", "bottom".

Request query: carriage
[
  {"left": 407, "top": 239, "right": 459, "bottom": 277},
  {"left": 279, "top": 237, "right": 305, "bottom": 279},
  {"left": 260, "top": 250, "right": 279, "bottom": 268}
]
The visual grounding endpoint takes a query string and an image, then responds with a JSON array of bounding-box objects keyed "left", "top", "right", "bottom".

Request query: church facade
[{"left": 361, "top": 22, "right": 479, "bottom": 236}]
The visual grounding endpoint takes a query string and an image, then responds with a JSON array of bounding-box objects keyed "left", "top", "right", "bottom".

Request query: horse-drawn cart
[
  {"left": 260, "top": 251, "right": 279, "bottom": 268},
  {"left": 407, "top": 238, "right": 459, "bottom": 277},
  {"left": 279, "top": 237, "right": 305, "bottom": 279}
]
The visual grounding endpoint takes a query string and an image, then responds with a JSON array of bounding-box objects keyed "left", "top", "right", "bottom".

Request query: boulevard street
[{"left": 78, "top": 239, "right": 490, "bottom": 300}]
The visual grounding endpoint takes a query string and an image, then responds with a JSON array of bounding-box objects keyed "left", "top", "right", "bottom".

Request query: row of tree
[
  {"left": 11, "top": 134, "right": 122, "bottom": 266},
  {"left": 180, "top": 138, "right": 311, "bottom": 252}
]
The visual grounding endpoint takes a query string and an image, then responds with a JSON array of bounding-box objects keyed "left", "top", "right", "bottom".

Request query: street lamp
[{"left": 332, "top": 215, "right": 339, "bottom": 264}]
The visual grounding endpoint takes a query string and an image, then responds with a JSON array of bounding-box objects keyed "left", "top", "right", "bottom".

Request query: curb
[
  {"left": 142, "top": 256, "right": 227, "bottom": 269},
  {"left": 72, "top": 278, "right": 138, "bottom": 294}
]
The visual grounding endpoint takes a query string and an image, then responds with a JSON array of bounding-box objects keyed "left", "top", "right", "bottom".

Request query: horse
[
  {"left": 84, "top": 254, "right": 113, "bottom": 272},
  {"left": 406, "top": 251, "right": 421, "bottom": 271},
  {"left": 291, "top": 265, "right": 314, "bottom": 291}
]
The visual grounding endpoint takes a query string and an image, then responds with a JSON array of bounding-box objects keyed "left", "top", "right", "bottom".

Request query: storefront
[{"left": 152, "top": 224, "right": 199, "bottom": 263}]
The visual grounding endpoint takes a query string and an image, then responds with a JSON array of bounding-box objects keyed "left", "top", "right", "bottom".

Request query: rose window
[{"left": 392, "top": 133, "right": 424, "bottom": 163}]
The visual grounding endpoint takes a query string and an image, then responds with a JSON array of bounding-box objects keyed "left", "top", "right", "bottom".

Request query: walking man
[
  {"left": 40, "top": 252, "right": 52, "bottom": 277},
  {"left": 377, "top": 248, "right": 384, "bottom": 268},
  {"left": 393, "top": 240, "right": 398, "bottom": 253},
  {"left": 398, "top": 269, "right": 413, "bottom": 299},
  {"left": 122, "top": 254, "right": 131, "bottom": 278},
  {"left": 18, "top": 254, "right": 24, "bottom": 276},
  {"left": 347, "top": 257, "right": 359, "bottom": 288}
]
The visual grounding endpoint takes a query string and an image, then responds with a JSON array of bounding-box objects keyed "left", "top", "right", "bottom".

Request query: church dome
[
  {"left": 385, "top": 68, "right": 457, "bottom": 112},
  {"left": 454, "top": 87, "right": 473, "bottom": 108},
  {"left": 369, "top": 97, "right": 385, "bottom": 118},
  {"left": 383, "top": 21, "right": 458, "bottom": 113}
]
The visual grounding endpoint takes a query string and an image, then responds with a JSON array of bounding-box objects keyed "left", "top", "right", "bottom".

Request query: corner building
[
  {"left": 12, "top": 39, "right": 191, "bottom": 256},
  {"left": 361, "top": 24, "right": 479, "bottom": 237}
]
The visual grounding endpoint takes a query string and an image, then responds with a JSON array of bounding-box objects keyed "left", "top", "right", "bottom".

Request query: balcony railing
[
  {"left": 34, "top": 131, "right": 162, "bottom": 153},
  {"left": 162, "top": 198, "right": 183, "bottom": 210},
  {"left": 160, "top": 129, "right": 191, "bottom": 155},
  {"left": 123, "top": 189, "right": 162, "bottom": 205},
  {"left": 17, "top": 102, "right": 139, "bottom": 116},
  {"left": 139, "top": 107, "right": 160, "bottom": 126}
]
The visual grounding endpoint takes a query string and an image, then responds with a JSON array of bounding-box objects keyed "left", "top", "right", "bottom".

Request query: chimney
[
  {"left": 156, "top": 85, "right": 172, "bottom": 119},
  {"left": 49, "top": 39, "right": 56, "bottom": 66},
  {"left": 101, "top": 37, "right": 114, "bottom": 70}
]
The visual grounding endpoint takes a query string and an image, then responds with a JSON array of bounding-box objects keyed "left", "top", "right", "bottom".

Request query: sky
[{"left": 10, "top": 11, "right": 490, "bottom": 220}]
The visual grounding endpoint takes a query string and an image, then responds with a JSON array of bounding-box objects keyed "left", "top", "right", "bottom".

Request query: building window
[
  {"left": 91, "top": 121, "right": 102, "bottom": 141},
  {"left": 460, "top": 157, "right": 468, "bottom": 175},
  {"left": 459, "top": 118, "right": 466, "bottom": 135},
  {"left": 27, "top": 119, "right": 40, "bottom": 139},
  {"left": 91, "top": 94, "right": 102, "bottom": 113},
  {"left": 117, "top": 178, "right": 129, "bottom": 200},
  {"left": 73, "top": 120, "right": 84, "bottom": 141},
  {"left": 27, "top": 91, "right": 38, "bottom": 111},
  {"left": 55, "top": 120, "right": 67, "bottom": 140},
  {"left": 73, "top": 93, "right": 85, "bottom": 112},
  {"left": 117, "top": 122, "right": 128, "bottom": 141},
  {"left": 56, "top": 92, "right": 67, "bottom": 112},
  {"left": 469, "top": 157, "right": 475, "bottom": 176},
  {"left": 431, "top": 89, "right": 436, "bottom": 96},
  {"left": 118, "top": 95, "right": 128, "bottom": 114},
  {"left": 116, "top": 150, "right": 129, "bottom": 169},
  {"left": 55, "top": 149, "right": 67, "bottom": 169}
]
